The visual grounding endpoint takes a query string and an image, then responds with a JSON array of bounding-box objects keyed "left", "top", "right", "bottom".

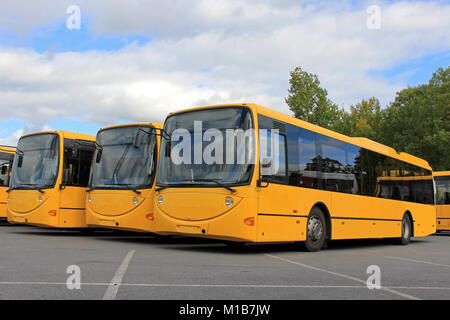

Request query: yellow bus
[
  {"left": 153, "top": 103, "right": 436, "bottom": 251},
  {"left": 86, "top": 123, "right": 162, "bottom": 232},
  {"left": 7, "top": 131, "right": 96, "bottom": 229},
  {"left": 0, "top": 145, "right": 15, "bottom": 222},
  {"left": 434, "top": 171, "right": 450, "bottom": 232}
]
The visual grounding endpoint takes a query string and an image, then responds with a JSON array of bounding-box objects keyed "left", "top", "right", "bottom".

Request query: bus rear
[
  {"left": 86, "top": 123, "right": 162, "bottom": 232},
  {"left": 7, "top": 131, "right": 95, "bottom": 228},
  {"left": 434, "top": 171, "right": 450, "bottom": 231},
  {"left": 0, "top": 146, "right": 15, "bottom": 222}
]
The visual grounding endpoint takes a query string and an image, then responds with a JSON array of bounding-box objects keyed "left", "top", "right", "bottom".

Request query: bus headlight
[
  {"left": 88, "top": 196, "right": 92, "bottom": 203},
  {"left": 158, "top": 195, "right": 163, "bottom": 205},
  {"left": 133, "top": 197, "right": 139, "bottom": 205},
  {"left": 225, "top": 197, "right": 233, "bottom": 207}
]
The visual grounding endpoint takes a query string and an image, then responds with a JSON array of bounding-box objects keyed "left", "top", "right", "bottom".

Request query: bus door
[
  {"left": 0, "top": 152, "right": 14, "bottom": 217},
  {"left": 59, "top": 139, "right": 95, "bottom": 226},
  {"left": 256, "top": 122, "right": 301, "bottom": 241}
]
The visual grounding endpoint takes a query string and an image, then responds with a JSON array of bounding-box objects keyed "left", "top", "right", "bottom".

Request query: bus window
[
  {"left": 436, "top": 178, "right": 450, "bottom": 205},
  {"left": 259, "top": 129, "right": 287, "bottom": 184},
  {"left": 298, "top": 128, "right": 318, "bottom": 189},
  {"left": 62, "top": 139, "right": 95, "bottom": 187},
  {"left": 0, "top": 158, "right": 11, "bottom": 187}
]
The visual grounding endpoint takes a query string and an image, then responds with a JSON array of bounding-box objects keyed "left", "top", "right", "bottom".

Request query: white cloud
[{"left": 0, "top": 0, "right": 449, "bottom": 144}]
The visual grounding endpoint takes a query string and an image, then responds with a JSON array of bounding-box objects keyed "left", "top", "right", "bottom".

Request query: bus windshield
[
  {"left": 156, "top": 107, "right": 255, "bottom": 187},
  {"left": 11, "top": 134, "right": 59, "bottom": 189},
  {"left": 91, "top": 126, "right": 157, "bottom": 189}
]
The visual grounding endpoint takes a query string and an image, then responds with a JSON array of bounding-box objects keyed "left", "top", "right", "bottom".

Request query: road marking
[
  {"left": 265, "top": 254, "right": 421, "bottom": 300},
  {"left": 0, "top": 282, "right": 107, "bottom": 286},
  {"left": 102, "top": 250, "right": 135, "bottom": 300},
  {"left": 386, "top": 256, "right": 450, "bottom": 268},
  {"left": 1, "top": 281, "right": 450, "bottom": 291}
]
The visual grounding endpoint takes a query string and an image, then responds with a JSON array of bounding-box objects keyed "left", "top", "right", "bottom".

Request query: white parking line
[
  {"left": 102, "top": 250, "right": 135, "bottom": 300},
  {"left": 386, "top": 256, "right": 450, "bottom": 268},
  {"left": 265, "top": 254, "right": 421, "bottom": 300},
  {"left": 1, "top": 281, "right": 450, "bottom": 292}
]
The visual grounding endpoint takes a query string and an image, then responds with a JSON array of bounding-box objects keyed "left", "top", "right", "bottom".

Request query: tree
[
  {"left": 285, "top": 65, "right": 449, "bottom": 170},
  {"left": 285, "top": 67, "right": 342, "bottom": 129},
  {"left": 342, "top": 97, "right": 383, "bottom": 141},
  {"left": 380, "top": 67, "right": 450, "bottom": 170}
]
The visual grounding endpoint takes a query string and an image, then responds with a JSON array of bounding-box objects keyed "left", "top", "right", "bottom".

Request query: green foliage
[
  {"left": 380, "top": 67, "right": 450, "bottom": 171},
  {"left": 285, "top": 67, "right": 341, "bottom": 129},
  {"left": 285, "top": 66, "right": 450, "bottom": 170}
]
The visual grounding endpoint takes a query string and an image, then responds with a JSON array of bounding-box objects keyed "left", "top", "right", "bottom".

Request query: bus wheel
[
  {"left": 395, "top": 214, "right": 412, "bottom": 245},
  {"left": 303, "top": 207, "right": 327, "bottom": 252}
]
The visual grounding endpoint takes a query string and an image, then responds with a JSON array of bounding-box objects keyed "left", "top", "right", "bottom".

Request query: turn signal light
[
  {"left": 48, "top": 210, "right": 57, "bottom": 216},
  {"left": 146, "top": 214, "right": 154, "bottom": 221},
  {"left": 244, "top": 217, "right": 255, "bottom": 226}
]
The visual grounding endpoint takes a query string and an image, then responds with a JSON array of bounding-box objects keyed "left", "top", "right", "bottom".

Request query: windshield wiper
[
  {"left": 164, "top": 179, "right": 237, "bottom": 193},
  {"left": 105, "top": 184, "right": 142, "bottom": 194},
  {"left": 194, "top": 179, "right": 237, "bottom": 193},
  {"left": 15, "top": 184, "right": 45, "bottom": 193}
]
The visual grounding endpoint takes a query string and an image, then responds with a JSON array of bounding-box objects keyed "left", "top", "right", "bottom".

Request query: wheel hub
[{"left": 308, "top": 216, "right": 323, "bottom": 242}]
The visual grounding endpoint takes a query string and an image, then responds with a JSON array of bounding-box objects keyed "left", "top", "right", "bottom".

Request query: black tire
[
  {"left": 395, "top": 214, "right": 412, "bottom": 245},
  {"left": 80, "top": 229, "right": 95, "bottom": 236},
  {"left": 303, "top": 207, "right": 327, "bottom": 252},
  {"left": 224, "top": 241, "right": 245, "bottom": 248}
]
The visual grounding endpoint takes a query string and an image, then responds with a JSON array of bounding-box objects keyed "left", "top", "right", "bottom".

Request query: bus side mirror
[
  {"left": 133, "top": 131, "right": 143, "bottom": 149},
  {"left": 17, "top": 155, "right": 23, "bottom": 168},
  {"left": 96, "top": 150, "right": 102, "bottom": 163},
  {"left": 165, "top": 141, "right": 171, "bottom": 157},
  {"left": 261, "top": 157, "right": 272, "bottom": 168},
  {"left": 257, "top": 179, "right": 270, "bottom": 188}
]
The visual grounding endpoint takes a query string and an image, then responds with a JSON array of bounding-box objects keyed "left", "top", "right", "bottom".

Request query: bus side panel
[
  {"left": 331, "top": 194, "right": 400, "bottom": 239},
  {"left": 411, "top": 204, "right": 436, "bottom": 236},
  {"left": 0, "top": 188, "right": 7, "bottom": 219},
  {"left": 331, "top": 193, "right": 435, "bottom": 239},
  {"left": 257, "top": 186, "right": 331, "bottom": 242},
  {"left": 257, "top": 215, "right": 307, "bottom": 242},
  {"left": 59, "top": 186, "right": 87, "bottom": 228},
  {"left": 437, "top": 205, "right": 450, "bottom": 231}
]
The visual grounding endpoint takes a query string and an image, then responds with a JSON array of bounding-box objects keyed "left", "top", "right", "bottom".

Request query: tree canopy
[{"left": 286, "top": 66, "right": 449, "bottom": 171}]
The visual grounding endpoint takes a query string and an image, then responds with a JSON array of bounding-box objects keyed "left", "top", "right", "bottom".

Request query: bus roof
[
  {"left": 21, "top": 130, "right": 95, "bottom": 142},
  {"left": 0, "top": 145, "right": 16, "bottom": 154},
  {"left": 98, "top": 122, "right": 163, "bottom": 133},
  {"left": 166, "top": 103, "right": 432, "bottom": 171},
  {"left": 433, "top": 171, "right": 450, "bottom": 177}
]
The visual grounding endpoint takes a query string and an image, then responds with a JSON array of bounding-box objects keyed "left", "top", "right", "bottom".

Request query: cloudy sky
[{"left": 0, "top": 0, "right": 449, "bottom": 145}]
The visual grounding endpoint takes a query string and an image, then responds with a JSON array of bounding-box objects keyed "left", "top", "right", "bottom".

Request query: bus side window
[
  {"left": 298, "top": 128, "right": 318, "bottom": 189},
  {"left": 63, "top": 139, "right": 95, "bottom": 187},
  {"left": 259, "top": 129, "right": 287, "bottom": 184}
]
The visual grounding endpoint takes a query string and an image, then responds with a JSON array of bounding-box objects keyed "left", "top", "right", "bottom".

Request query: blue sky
[
  {"left": 0, "top": 0, "right": 449, "bottom": 144},
  {"left": 0, "top": 19, "right": 151, "bottom": 54}
]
